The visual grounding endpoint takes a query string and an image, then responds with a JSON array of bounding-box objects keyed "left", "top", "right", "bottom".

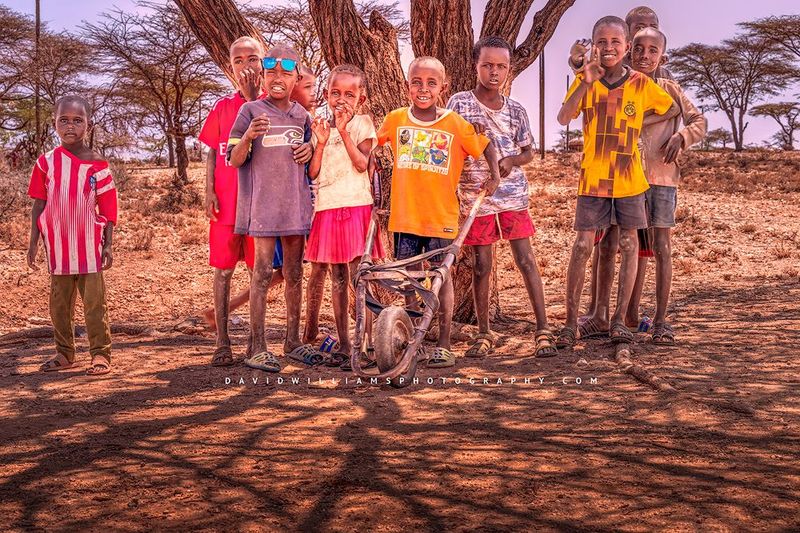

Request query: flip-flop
[
  {"left": 41, "top": 353, "right": 74, "bottom": 372},
  {"left": 578, "top": 317, "right": 609, "bottom": 339},
  {"left": 651, "top": 322, "right": 676, "bottom": 345},
  {"left": 534, "top": 328, "right": 558, "bottom": 358},
  {"left": 465, "top": 333, "right": 494, "bottom": 358},
  {"left": 556, "top": 326, "right": 577, "bottom": 349},
  {"left": 285, "top": 344, "right": 324, "bottom": 366},
  {"left": 210, "top": 346, "right": 236, "bottom": 367},
  {"left": 86, "top": 355, "right": 111, "bottom": 376},
  {"left": 609, "top": 322, "right": 634, "bottom": 344},
  {"left": 245, "top": 351, "right": 281, "bottom": 372},
  {"left": 427, "top": 347, "right": 455, "bottom": 368}
]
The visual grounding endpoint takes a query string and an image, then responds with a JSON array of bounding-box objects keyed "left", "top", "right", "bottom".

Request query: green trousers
[{"left": 50, "top": 272, "right": 112, "bottom": 362}]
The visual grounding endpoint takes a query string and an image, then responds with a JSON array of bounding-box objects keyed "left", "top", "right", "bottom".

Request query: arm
[
  {"left": 642, "top": 101, "right": 679, "bottom": 127},
  {"left": 204, "top": 149, "right": 219, "bottom": 221},
  {"left": 101, "top": 222, "right": 114, "bottom": 270},
  {"left": 229, "top": 112, "right": 270, "bottom": 168},
  {"left": 558, "top": 83, "right": 588, "bottom": 125},
  {"left": 499, "top": 144, "right": 534, "bottom": 177},
  {"left": 480, "top": 142, "right": 502, "bottom": 195},
  {"left": 27, "top": 199, "right": 46, "bottom": 270},
  {"left": 334, "top": 106, "right": 370, "bottom": 173},
  {"left": 308, "top": 117, "right": 330, "bottom": 179}
]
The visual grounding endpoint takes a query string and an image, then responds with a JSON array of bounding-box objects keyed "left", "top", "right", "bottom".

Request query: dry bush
[
  {"left": 180, "top": 222, "right": 206, "bottom": 245},
  {"left": 771, "top": 241, "right": 793, "bottom": 260},
  {"left": 740, "top": 223, "right": 757, "bottom": 234},
  {"left": 130, "top": 227, "right": 155, "bottom": 251}
]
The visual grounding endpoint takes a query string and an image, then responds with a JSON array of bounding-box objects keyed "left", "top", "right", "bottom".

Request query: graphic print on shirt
[
  {"left": 262, "top": 125, "right": 304, "bottom": 148},
  {"left": 396, "top": 126, "right": 452, "bottom": 175}
]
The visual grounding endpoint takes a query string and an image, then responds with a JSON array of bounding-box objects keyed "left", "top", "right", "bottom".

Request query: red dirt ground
[{"left": 1, "top": 151, "right": 798, "bottom": 531}]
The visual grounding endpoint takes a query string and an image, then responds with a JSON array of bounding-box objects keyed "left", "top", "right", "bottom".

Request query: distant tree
[
  {"left": 704, "top": 127, "right": 734, "bottom": 150},
  {"left": 670, "top": 34, "right": 795, "bottom": 151},
  {"left": 740, "top": 15, "right": 800, "bottom": 65},
  {"left": 83, "top": 1, "right": 226, "bottom": 203},
  {"left": 751, "top": 102, "right": 800, "bottom": 150},
  {"left": 557, "top": 128, "right": 582, "bottom": 151}
]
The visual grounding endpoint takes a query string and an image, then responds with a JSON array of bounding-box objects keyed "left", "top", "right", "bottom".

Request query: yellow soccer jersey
[{"left": 565, "top": 69, "right": 674, "bottom": 198}]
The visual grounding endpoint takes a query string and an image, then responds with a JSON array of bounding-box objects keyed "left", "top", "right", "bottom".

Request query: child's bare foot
[
  {"left": 624, "top": 314, "right": 639, "bottom": 329},
  {"left": 201, "top": 307, "right": 217, "bottom": 331}
]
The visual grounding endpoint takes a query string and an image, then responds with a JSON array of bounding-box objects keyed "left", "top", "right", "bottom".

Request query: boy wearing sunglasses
[
  {"left": 199, "top": 37, "right": 289, "bottom": 367},
  {"left": 227, "top": 45, "right": 315, "bottom": 373}
]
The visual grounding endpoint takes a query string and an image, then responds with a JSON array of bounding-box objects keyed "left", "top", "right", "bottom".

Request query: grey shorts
[
  {"left": 645, "top": 185, "right": 677, "bottom": 228},
  {"left": 574, "top": 193, "right": 648, "bottom": 231}
]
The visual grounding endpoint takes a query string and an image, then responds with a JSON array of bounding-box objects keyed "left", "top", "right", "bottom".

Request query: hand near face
[{"left": 311, "top": 116, "right": 331, "bottom": 145}]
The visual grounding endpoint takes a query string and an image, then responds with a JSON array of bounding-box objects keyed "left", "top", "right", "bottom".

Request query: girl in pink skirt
[{"left": 304, "top": 64, "right": 385, "bottom": 366}]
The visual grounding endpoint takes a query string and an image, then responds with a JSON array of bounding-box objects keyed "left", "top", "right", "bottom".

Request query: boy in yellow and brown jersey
[{"left": 556, "top": 15, "right": 677, "bottom": 347}]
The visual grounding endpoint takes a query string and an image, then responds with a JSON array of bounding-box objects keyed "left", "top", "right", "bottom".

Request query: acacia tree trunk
[
  {"left": 172, "top": 0, "right": 266, "bottom": 83},
  {"left": 172, "top": 0, "right": 575, "bottom": 324},
  {"left": 166, "top": 134, "right": 175, "bottom": 168}
]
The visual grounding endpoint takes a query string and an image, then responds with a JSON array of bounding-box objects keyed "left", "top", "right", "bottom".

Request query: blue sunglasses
[{"left": 262, "top": 57, "right": 298, "bottom": 71}]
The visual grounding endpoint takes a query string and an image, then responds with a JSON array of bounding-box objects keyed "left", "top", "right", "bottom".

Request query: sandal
[
  {"left": 427, "top": 347, "right": 456, "bottom": 368},
  {"left": 651, "top": 322, "right": 675, "bottom": 345},
  {"left": 245, "top": 351, "right": 281, "bottom": 373},
  {"left": 534, "top": 329, "right": 558, "bottom": 358},
  {"left": 41, "top": 353, "right": 74, "bottom": 372},
  {"left": 609, "top": 322, "right": 634, "bottom": 344},
  {"left": 285, "top": 344, "right": 324, "bottom": 366},
  {"left": 86, "top": 355, "right": 111, "bottom": 376},
  {"left": 578, "top": 317, "right": 608, "bottom": 339},
  {"left": 324, "top": 351, "right": 349, "bottom": 367},
  {"left": 465, "top": 333, "right": 494, "bottom": 358},
  {"left": 211, "top": 346, "right": 235, "bottom": 367},
  {"left": 556, "top": 326, "right": 577, "bottom": 349}
]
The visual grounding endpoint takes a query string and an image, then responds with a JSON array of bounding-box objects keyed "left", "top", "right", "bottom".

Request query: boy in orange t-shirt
[{"left": 375, "top": 56, "right": 501, "bottom": 368}]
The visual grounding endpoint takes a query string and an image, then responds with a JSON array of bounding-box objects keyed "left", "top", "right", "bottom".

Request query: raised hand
[
  {"left": 570, "top": 38, "right": 592, "bottom": 69},
  {"left": 244, "top": 113, "right": 270, "bottom": 141},
  {"left": 239, "top": 67, "right": 262, "bottom": 102},
  {"left": 333, "top": 103, "right": 354, "bottom": 133},
  {"left": 311, "top": 116, "right": 331, "bottom": 145},
  {"left": 582, "top": 46, "right": 605, "bottom": 85}
]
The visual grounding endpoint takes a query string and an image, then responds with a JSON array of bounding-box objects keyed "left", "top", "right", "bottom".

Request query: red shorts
[
  {"left": 209, "top": 223, "right": 254, "bottom": 270},
  {"left": 464, "top": 209, "right": 536, "bottom": 246}
]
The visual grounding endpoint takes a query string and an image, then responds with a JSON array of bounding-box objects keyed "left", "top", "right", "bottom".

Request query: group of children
[{"left": 27, "top": 5, "right": 706, "bottom": 376}]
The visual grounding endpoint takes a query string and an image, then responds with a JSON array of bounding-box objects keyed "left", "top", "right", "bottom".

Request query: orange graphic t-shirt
[
  {"left": 377, "top": 107, "right": 489, "bottom": 238},
  {"left": 565, "top": 69, "right": 674, "bottom": 198}
]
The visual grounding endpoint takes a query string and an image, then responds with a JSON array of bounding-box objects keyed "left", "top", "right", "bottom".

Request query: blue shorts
[
  {"left": 273, "top": 238, "right": 283, "bottom": 268},
  {"left": 645, "top": 185, "right": 677, "bottom": 228},
  {"left": 394, "top": 232, "right": 452, "bottom": 263}
]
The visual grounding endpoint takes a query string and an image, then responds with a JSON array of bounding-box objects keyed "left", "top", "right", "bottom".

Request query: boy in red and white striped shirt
[{"left": 27, "top": 95, "right": 118, "bottom": 376}]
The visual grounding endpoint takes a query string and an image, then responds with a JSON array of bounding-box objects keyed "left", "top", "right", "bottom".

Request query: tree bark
[
  {"left": 172, "top": 0, "right": 267, "bottom": 84},
  {"left": 309, "top": 0, "right": 407, "bottom": 120},
  {"left": 410, "top": 0, "right": 474, "bottom": 98},
  {"left": 166, "top": 134, "right": 175, "bottom": 168}
]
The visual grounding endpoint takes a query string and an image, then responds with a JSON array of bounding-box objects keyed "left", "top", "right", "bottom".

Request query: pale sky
[{"left": 5, "top": 0, "right": 799, "bottom": 148}]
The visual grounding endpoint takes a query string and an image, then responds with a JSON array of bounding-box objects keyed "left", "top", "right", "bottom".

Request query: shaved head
[{"left": 408, "top": 56, "right": 446, "bottom": 80}]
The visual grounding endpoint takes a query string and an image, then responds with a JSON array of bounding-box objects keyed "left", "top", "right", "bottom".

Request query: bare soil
[{"left": 1, "top": 150, "right": 798, "bottom": 531}]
